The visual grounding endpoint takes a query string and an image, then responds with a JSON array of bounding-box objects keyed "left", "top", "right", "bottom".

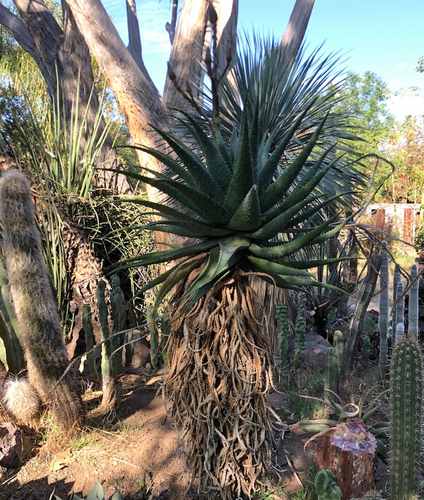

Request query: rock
[
  {"left": 308, "top": 418, "right": 376, "bottom": 499},
  {"left": 0, "top": 422, "right": 23, "bottom": 468},
  {"left": 302, "top": 333, "right": 332, "bottom": 370},
  {"left": 131, "top": 341, "right": 151, "bottom": 369}
]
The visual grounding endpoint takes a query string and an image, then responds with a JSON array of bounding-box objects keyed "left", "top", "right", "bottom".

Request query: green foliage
[
  {"left": 314, "top": 469, "right": 342, "bottom": 500},
  {"left": 389, "top": 339, "right": 423, "bottom": 500},
  {"left": 112, "top": 39, "right": 376, "bottom": 318}
]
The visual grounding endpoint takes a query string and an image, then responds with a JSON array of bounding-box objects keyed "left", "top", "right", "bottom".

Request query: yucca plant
[{"left": 111, "top": 37, "right": 370, "bottom": 499}]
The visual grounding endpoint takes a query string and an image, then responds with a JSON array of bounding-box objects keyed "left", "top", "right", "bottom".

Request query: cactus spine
[
  {"left": 275, "top": 304, "right": 289, "bottom": 386},
  {"left": 389, "top": 339, "right": 423, "bottom": 500},
  {"left": 408, "top": 264, "right": 419, "bottom": 340},
  {"left": 379, "top": 250, "right": 389, "bottom": 374},
  {"left": 314, "top": 469, "right": 342, "bottom": 500},
  {"left": 394, "top": 278, "right": 405, "bottom": 344},
  {"left": 0, "top": 170, "right": 81, "bottom": 429},
  {"left": 294, "top": 293, "right": 306, "bottom": 367}
]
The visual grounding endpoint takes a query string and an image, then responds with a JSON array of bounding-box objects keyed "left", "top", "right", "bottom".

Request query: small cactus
[
  {"left": 325, "top": 347, "right": 338, "bottom": 394},
  {"left": 389, "top": 339, "right": 423, "bottom": 500},
  {"left": 408, "top": 264, "right": 419, "bottom": 340},
  {"left": 379, "top": 250, "right": 389, "bottom": 374},
  {"left": 314, "top": 469, "right": 342, "bottom": 500},
  {"left": 110, "top": 275, "right": 127, "bottom": 373},
  {"left": 275, "top": 304, "right": 289, "bottom": 386}
]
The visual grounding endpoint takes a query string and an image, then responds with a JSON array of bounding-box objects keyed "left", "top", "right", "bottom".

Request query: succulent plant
[
  {"left": 408, "top": 264, "right": 419, "bottom": 340},
  {"left": 294, "top": 293, "right": 306, "bottom": 367},
  {"left": 378, "top": 249, "right": 389, "bottom": 374},
  {"left": 314, "top": 469, "right": 342, "bottom": 500},
  {"left": 275, "top": 304, "right": 290, "bottom": 386},
  {"left": 389, "top": 339, "right": 423, "bottom": 500}
]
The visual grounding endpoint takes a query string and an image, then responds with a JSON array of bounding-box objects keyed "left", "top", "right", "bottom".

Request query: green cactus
[
  {"left": 82, "top": 304, "right": 97, "bottom": 379},
  {"left": 275, "top": 304, "right": 289, "bottom": 387},
  {"left": 379, "top": 250, "right": 389, "bottom": 374},
  {"left": 110, "top": 275, "right": 127, "bottom": 373},
  {"left": 389, "top": 339, "right": 423, "bottom": 500},
  {"left": 97, "top": 279, "right": 118, "bottom": 410},
  {"left": 314, "top": 469, "right": 342, "bottom": 500},
  {"left": 325, "top": 347, "right": 338, "bottom": 395},
  {"left": 392, "top": 264, "right": 401, "bottom": 341},
  {"left": 408, "top": 264, "right": 419, "bottom": 340},
  {"left": 294, "top": 293, "right": 306, "bottom": 367},
  {"left": 394, "top": 278, "right": 405, "bottom": 344}
]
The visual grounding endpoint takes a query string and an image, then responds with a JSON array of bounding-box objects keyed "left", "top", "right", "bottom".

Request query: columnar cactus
[
  {"left": 392, "top": 264, "right": 401, "bottom": 340},
  {"left": 389, "top": 339, "right": 423, "bottom": 500},
  {"left": 110, "top": 275, "right": 127, "bottom": 373},
  {"left": 379, "top": 250, "right": 389, "bottom": 373},
  {"left": 82, "top": 304, "right": 97, "bottom": 379},
  {"left": 333, "top": 330, "right": 344, "bottom": 373},
  {"left": 314, "top": 469, "right": 342, "bottom": 500},
  {"left": 0, "top": 170, "right": 81, "bottom": 429},
  {"left": 325, "top": 347, "right": 338, "bottom": 394},
  {"left": 294, "top": 293, "right": 306, "bottom": 367},
  {"left": 97, "top": 280, "right": 118, "bottom": 410},
  {"left": 394, "top": 277, "right": 405, "bottom": 344},
  {"left": 408, "top": 264, "right": 419, "bottom": 340},
  {"left": 275, "top": 304, "right": 289, "bottom": 386}
]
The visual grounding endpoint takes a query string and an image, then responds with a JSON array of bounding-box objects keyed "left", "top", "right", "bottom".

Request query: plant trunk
[{"left": 166, "top": 272, "right": 282, "bottom": 499}]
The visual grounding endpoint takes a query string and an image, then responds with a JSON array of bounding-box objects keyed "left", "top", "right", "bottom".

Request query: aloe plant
[
  {"left": 390, "top": 339, "right": 423, "bottom": 500},
  {"left": 111, "top": 36, "right": 370, "bottom": 499}
]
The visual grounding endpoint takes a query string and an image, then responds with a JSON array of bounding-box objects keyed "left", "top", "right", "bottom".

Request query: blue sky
[{"left": 104, "top": 0, "right": 424, "bottom": 119}]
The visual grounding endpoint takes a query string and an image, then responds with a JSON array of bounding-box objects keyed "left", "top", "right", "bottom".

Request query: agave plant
[{"left": 112, "top": 38, "right": 369, "bottom": 498}]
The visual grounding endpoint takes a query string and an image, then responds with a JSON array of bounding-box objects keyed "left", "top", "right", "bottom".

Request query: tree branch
[
  {"left": 126, "top": 0, "right": 143, "bottom": 70},
  {"left": 281, "top": 0, "right": 315, "bottom": 63},
  {"left": 165, "top": 0, "right": 178, "bottom": 44},
  {"left": 163, "top": 0, "right": 209, "bottom": 110},
  {"left": 213, "top": 0, "right": 238, "bottom": 78},
  {"left": 0, "top": 3, "right": 35, "bottom": 54}
]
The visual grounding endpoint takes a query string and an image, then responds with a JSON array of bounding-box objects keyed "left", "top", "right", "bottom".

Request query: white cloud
[{"left": 388, "top": 88, "right": 424, "bottom": 120}]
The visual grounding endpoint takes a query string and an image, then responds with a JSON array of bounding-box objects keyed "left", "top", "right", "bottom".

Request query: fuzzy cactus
[
  {"left": 408, "top": 264, "right": 419, "bottom": 340},
  {"left": 294, "top": 293, "right": 306, "bottom": 367},
  {"left": 389, "top": 339, "right": 423, "bottom": 500},
  {"left": 379, "top": 250, "right": 389, "bottom": 374},
  {"left": 275, "top": 304, "right": 289, "bottom": 386},
  {"left": 0, "top": 170, "right": 81, "bottom": 429},
  {"left": 314, "top": 469, "right": 342, "bottom": 500}
]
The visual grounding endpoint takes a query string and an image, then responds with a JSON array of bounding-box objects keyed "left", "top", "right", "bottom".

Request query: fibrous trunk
[{"left": 165, "top": 273, "right": 281, "bottom": 498}]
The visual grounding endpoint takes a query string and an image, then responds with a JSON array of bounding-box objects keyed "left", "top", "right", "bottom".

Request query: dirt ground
[{"left": 0, "top": 376, "right": 193, "bottom": 499}]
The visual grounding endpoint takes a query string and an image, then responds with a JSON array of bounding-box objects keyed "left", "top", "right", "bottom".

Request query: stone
[
  {"left": 302, "top": 333, "right": 332, "bottom": 370},
  {"left": 0, "top": 422, "right": 23, "bottom": 468},
  {"left": 308, "top": 418, "right": 376, "bottom": 499}
]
